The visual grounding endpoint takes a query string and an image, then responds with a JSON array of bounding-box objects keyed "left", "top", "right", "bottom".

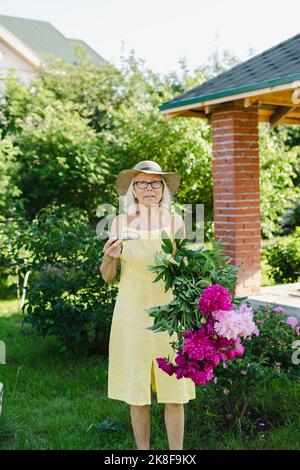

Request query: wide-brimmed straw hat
[{"left": 114, "top": 160, "right": 181, "bottom": 196}]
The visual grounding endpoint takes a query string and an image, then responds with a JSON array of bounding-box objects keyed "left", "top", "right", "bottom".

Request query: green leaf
[{"left": 197, "top": 279, "right": 211, "bottom": 288}]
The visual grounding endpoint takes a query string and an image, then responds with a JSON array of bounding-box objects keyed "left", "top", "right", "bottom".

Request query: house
[{"left": 0, "top": 14, "right": 106, "bottom": 82}]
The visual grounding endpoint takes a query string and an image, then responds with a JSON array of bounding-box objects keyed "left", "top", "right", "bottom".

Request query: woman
[{"left": 100, "top": 160, "right": 196, "bottom": 450}]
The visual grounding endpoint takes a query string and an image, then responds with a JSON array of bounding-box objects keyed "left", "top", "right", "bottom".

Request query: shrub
[
  {"left": 210, "top": 304, "right": 300, "bottom": 432},
  {"left": 280, "top": 200, "right": 300, "bottom": 235},
  {"left": 262, "top": 227, "right": 300, "bottom": 283},
  {"left": 10, "top": 203, "right": 118, "bottom": 356}
]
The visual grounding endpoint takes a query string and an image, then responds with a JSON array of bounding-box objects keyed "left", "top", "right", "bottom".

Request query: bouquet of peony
[
  {"left": 156, "top": 284, "right": 260, "bottom": 386},
  {"left": 146, "top": 234, "right": 260, "bottom": 387}
]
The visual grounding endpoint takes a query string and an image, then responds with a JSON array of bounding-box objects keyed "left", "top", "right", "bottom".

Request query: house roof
[
  {"left": 160, "top": 32, "right": 300, "bottom": 111},
  {"left": 0, "top": 14, "right": 105, "bottom": 67},
  {"left": 69, "top": 39, "right": 106, "bottom": 67}
]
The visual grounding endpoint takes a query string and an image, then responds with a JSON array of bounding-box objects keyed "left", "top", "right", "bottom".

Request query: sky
[{"left": 0, "top": 0, "right": 300, "bottom": 76}]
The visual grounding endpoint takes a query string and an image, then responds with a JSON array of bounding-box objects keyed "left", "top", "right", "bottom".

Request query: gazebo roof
[{"left": 160, "top": 33, "right": 300, "bottom": 126}]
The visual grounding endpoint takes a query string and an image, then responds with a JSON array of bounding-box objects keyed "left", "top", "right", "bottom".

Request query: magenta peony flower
[
  {"left": 198, "top": 284, "right": 233, "bottom": 316},
  {"left": 175, "top": 350, "right": 188, "bottom": 367},
  {"left": 203, "top": 317, "right": 215, "bottom": 335},
  {"left": 174, "top": 353, "right": 200, "bottom": 380},
  {"left": 193, "top": 367, "right": 214, "bottom": 386},
  {"left": 156, "top": 357, "right": 175, "bottom": 376},
  {"left": 216, "top": 336, "right": 235, "bottom": 349},
  {"left": 182, "top": 327, "right": 217, "bottom": 361},
  {"left": 226, "top": 338, "right": 244, "bottom": 360}
]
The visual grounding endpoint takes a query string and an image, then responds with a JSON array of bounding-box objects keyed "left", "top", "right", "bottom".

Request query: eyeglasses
[{"left": 133, "top": 180, "right": 163, "bottom": 189}]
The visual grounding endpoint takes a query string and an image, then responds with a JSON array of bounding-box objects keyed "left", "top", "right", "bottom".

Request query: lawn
[{"left": 0, "top": 299, "right": 300, "bottom": 450}]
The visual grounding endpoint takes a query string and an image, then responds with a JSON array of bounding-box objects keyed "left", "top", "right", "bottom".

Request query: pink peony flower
[
  {"left": 213, "top": 304, "right": 259, "bottom": 340},
  {"left": 156, "top": 358, "right": 175, "bottom": 376},
  {"left": 273, "top": 306, "right": 285, "bottom": 313},
  {"left": 198, "top": 284, "right": 233, "bottom": 316},
  {"left": 286, "top": 316, "right": 298, "bottom": 329}
]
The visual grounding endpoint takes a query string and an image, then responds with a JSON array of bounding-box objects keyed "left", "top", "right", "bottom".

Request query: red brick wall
[{"left": 211, "top": 99, "right": 261, "bottom": 295}]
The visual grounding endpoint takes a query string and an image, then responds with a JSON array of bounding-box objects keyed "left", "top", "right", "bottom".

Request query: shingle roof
[
  {"left": 160, "top": 32, "right": 300, "bottom": 111},
  {"left": 0, "top": 14, "right": 105, "bottom": 67}
]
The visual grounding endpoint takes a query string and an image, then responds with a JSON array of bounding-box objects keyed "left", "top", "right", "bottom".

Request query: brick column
[{"left": 211, "top": 99, "right": 261, "bottom": 295}]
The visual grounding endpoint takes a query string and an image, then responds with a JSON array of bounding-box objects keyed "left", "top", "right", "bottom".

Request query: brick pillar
[{"left": 211, "top": 99, "right": 261, "bottom": 295}]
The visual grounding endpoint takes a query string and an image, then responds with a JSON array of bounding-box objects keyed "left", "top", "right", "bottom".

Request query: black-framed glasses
[{"left": 133, "top": 180, "right": 163, "bottom": 189}]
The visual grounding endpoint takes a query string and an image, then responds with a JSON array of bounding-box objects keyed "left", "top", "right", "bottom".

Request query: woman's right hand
[{"left": 103, "top": 237, "right": 123, "bottom": 260}]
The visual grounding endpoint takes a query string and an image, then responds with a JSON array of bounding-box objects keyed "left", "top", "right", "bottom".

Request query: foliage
[
  {"left": 6, "top": 203, "right": 118, "bottom": 355},
  {"left": 0, "top": 130, "right": 22, "bottom": 220},
  {"left": 1, "top": 50, "right": 299, "bottom": 240},
  {"left": 1, "top": 300, "right": 300, "bottom": 448},
  {"left": 0, "top": 217, "right": 25, "bottom": 300},
  {"left": 0, "top": 54, "right": 212, "bottom": 230},
  {"left": 0, "top": 130, "right": 24, "bottom": 299},
  {"left": 261, "top": 227, "right": 300, "bottom": 283},
  {"left": 12, "top": 100, "right": 111, "bottom": 220},
  {"left": 280, "top": 199, "right": 300, "bottom": 235},
  {"left": 259, "top": 124, "right": 300, "bottom": 238}
]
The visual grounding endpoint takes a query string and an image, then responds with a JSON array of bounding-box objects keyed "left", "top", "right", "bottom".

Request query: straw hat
[{"left": 114, "top": 160, "right": 181, "bottom": 196}]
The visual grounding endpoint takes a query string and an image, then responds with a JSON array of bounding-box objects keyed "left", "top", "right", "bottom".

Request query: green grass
[{"left": 1, "top": 300, "right": 300, "bottom": 450}]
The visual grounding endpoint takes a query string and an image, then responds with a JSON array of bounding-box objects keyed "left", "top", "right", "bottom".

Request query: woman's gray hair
[{"left": 120, "top": 176, "right": 173, "bottom": 216}]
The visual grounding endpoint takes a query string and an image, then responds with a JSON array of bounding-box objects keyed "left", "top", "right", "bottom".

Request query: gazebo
[{"left": 159, "top": 33, "right": 300, "bottom": 295}]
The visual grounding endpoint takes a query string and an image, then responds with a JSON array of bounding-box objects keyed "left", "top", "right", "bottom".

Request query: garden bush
[
  {"left": 280, "top": 200, "right": 300, "bottom": 235},
  {"left": 262, "top": 227, "right": 300, "bottom": 283},
  {"left": 209, "top": 303, "right": 300, "bottom": 433},
  {"left": 7, "top": 203, "right": 118, "bottom": 356}
]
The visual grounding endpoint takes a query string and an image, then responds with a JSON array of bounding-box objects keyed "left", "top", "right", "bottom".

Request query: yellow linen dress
[{"left": 107, "top": 215, "right": 196, "bottom": 406}]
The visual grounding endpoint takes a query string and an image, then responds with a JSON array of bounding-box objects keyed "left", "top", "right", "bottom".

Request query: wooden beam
[
  {"left": 183, "top": 110, "right": 207, "bottom": 118},
  {"left": 162, "top": 109, "right": 206, "bottom": 120},
  {"left": 291, "top": 88, "right": 300, "bottom": 104},
  {"left": 269, "top": 106, "right": 295, "bottom": 127},
  {"left": 244, "top": 97, "right": 259, "bottom": 107}
]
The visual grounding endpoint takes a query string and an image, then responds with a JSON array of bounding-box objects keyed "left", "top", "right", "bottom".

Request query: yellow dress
[{"left": 107, "top": 215, "right": 196, "bottom": 406}]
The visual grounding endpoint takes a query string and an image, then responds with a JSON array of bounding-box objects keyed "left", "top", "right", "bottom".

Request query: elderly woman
[{"left": 100, "top": 160, "right": 196, "bottom": 450}]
